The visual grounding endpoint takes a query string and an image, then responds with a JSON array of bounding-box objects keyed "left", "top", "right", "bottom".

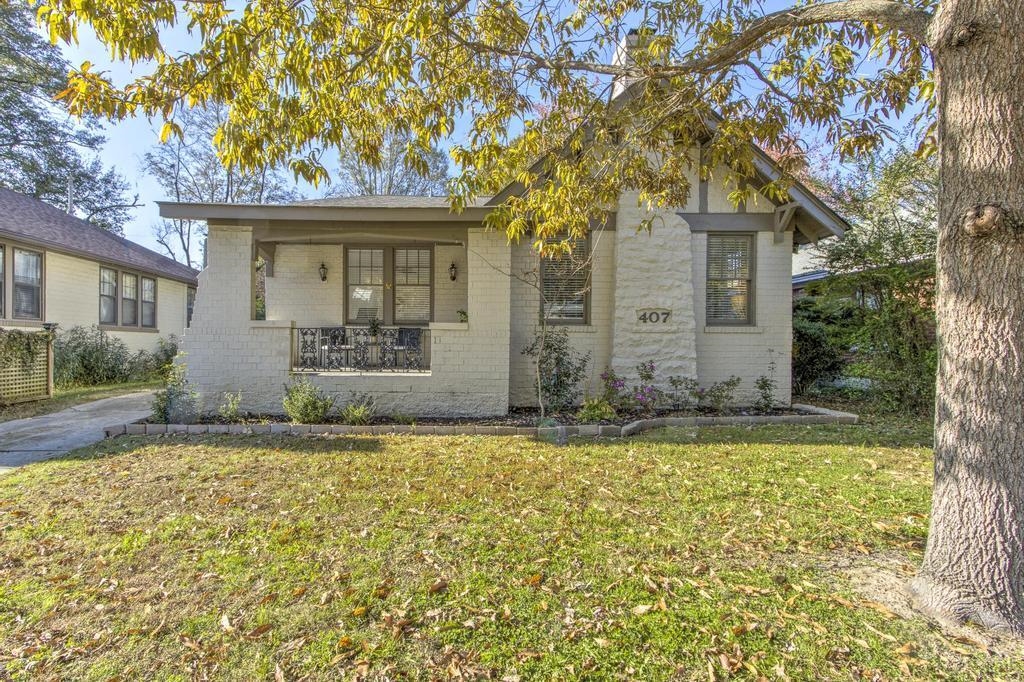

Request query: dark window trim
[
  {"left": 539, "top": 237, "right": 591, "bottom": 326},
  {"left": 8, "top": 243, "right": 45, "bottom": 322},
  {"left": 342, "top": 244, "right": 434, "bottom": 327},
  {"left": 705, "top": 232, "right": 757, "bottom": 327},
  {"left": 99, "top": 264, "right": 159, "bottom": 331}
]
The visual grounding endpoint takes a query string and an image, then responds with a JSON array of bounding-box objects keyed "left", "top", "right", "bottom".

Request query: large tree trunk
[{"left": 909, "top": 0, "right": 1024, "bottom": 634}]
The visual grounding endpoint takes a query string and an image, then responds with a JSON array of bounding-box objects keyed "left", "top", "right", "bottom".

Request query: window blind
[
  {"left": 542, "top": 239, "right": 589, "bottom": 323},
  {"left": 394, "top": 248, "right": 430, "bottom": 322},
  {"left": 13, "top": 249, "right": 42, "bottom": 319},
  {"left": 706, "top": 234, "right": 753, "bottom": 324}
]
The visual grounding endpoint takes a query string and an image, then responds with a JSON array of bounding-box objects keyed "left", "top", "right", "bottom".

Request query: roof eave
[
  {"left": 158, "top": 202, "right": 493, "bottom": 223},
  {"left": 0, "top": 227, "right": 198, "bottom": 286}
]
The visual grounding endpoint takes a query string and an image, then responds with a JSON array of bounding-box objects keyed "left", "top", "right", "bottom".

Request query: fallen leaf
[
  {"left": 352, "top": 606, "right": 367, "bottom": 617},
  {"left": 429, "top": 579, "right": 448, "bottom": 594},
  {"left": 220, "top": 614, "right": 235, "bottom": 633},
  {"left": 632, "top": 604, "right": 653, "bottom": 615},
  {"left": 247, "top": 624, "right": 272, "bottom": 638}
]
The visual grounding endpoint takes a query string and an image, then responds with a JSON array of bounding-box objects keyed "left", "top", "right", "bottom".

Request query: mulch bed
[{"left": 147, "top": 406, "right": 807, "bottom": 427}]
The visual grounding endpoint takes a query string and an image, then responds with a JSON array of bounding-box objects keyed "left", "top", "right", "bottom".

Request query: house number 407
[{"left": 637, "top": 309, "right": 671, "bottom": 323}]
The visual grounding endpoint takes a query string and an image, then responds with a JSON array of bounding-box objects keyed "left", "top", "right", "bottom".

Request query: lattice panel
[{"left": 0, "top": 344, "right": 51, "bottom": 405}]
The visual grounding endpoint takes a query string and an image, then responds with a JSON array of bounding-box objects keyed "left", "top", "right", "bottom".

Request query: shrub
[
  {"left": 753, "top": 360, "right": 777, "bottom": 414},
  {"left": 282, "top": 377, "right": 335, "bottom": 423},
  {"left": 54, "top": 325, "right": 132, "bottom": 386},
  {"left": 218, "top": 391, "right": 242, "bottom": 421},
  {"left": 522, "top": 327, "right": 591, "bottom": 414},
  {"left": 339, "top": 393, "right": 376, "bottom": 425},
  {"left": 576, "top": 396, "right": 617, "bottom": 423},
  {"left": 53, "top": 326, "right": 179, "bottom": 387},
  {"left": 152, "top": 364, "right": 198, "bottom": 423},
  {"left": 600, "top": 367, "right": 627, "bottom": 406},
  {"left": 667, "top": 375, "right": 700, "bottom": 410},
  {"left": 702, "top": 376, "right": 741, "bottom": 414},
  {"left": 631, "top": 360, "right": 661, "bottom": 414},
  {"left": 792, "top": 315, "right": 844, "bottom": 395}
]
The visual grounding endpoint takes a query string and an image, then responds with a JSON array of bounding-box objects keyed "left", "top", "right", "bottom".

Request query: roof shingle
[{"left": 0, "top": 188, "right": 198, "bottom": 284}]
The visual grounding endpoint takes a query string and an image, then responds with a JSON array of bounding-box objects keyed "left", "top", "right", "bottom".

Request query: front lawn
[{"left": 0, "top": 419, "right": 1017, "bottom": 679}]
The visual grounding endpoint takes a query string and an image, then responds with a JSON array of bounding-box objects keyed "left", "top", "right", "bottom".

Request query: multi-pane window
[
  {"left": 122, "top": 273, "right": 138, "bottom": 326},
  {"left": 394, "top": 249, "right": 431, "bottom": 323},
  {"left": 100, "top": 267, "right": 118, "bottom": 324},
  {"left": 100, "top": 267, "right": 158, "bottom": 328},
  {"left": 346, "top": 248, "right": 385, "bottom": 323},
  {"left": 706, "top": 233, "right": 754, "bottom": 325},
  {"left": 141, "top": 277, "right": 157, "bottom": 328},
  {"left": 13, "top": 248, "right": 42, "bottom": 319},
  {"left": 541, "top": 239, "right": 589, "bottom": 324}
]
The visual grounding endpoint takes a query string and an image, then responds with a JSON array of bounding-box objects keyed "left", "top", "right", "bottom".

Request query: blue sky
[{"left": 55, "top": 25, "right": 309, "bottom": 253}]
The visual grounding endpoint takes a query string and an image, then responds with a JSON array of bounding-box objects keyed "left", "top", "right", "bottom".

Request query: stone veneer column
[{"left": 610, "top": 192, "right": 698, "bottom": 386}]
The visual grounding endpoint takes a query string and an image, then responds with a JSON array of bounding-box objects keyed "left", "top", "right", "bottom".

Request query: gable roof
[
  {"left": 0, "top": 188, "right": 199, "bottom": 285},
  {"left": 486, "top": 83, "right": 848, "bottom": 244}
]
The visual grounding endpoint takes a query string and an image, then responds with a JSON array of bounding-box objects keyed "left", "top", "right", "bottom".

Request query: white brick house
[{"left": 161, "top": 145, "right": 846, "bottom": 417}]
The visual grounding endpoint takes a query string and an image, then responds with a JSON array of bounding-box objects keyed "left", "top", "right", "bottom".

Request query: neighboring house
[
  {"left": 792, "top": 269, "right": 830, "bottom": 298},
  {"left": 0, "top": 188, "right": 199, "bottom": 351},
  {"left": 161, "top": 148, "right": 846, "bottom": 416}
]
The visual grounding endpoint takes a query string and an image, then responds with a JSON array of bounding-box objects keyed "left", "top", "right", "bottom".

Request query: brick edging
[{"left": 103, "top": 407, "right": 858, "bottom": 440}]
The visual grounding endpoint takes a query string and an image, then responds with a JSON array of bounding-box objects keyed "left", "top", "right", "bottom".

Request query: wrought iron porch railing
[{"left": 292, "top": 326, "right": 429, "bottom": 372}]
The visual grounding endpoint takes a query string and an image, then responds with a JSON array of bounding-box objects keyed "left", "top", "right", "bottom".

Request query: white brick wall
[
  {"left": 265, "top": 245, "right": 345, "bottom": 325},
  {"left": 4, "top": 250, "right": 189, "bottom": 353},
  {"left": 508, "top": 233, "right": 615, "bottom": 406},
  {"left": 433, "top": 245, "right": 468, "bottom": 323},
  {"left": 184, "top": 174, "right": 796, "bottom": 415},
  {"left": 183, "top": 225, "right": 510, "bottom": 417},
  {"left": 691, "top": 230, "right": 793, "bottom": 405}
]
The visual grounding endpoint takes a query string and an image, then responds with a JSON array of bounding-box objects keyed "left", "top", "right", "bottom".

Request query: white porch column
[
  {"left": 427, "top": 227, "right": 511, "bottom": 415},
  {"left": 610, "top": 192, "right": 699, "bottom": 386},
  {"left": 183, "top": 224, "right": 291, "bottom": 413}
]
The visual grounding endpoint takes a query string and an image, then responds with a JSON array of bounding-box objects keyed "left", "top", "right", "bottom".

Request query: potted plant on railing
[{"left": 368, "top": 317, "right": 381, "bottom": 343}]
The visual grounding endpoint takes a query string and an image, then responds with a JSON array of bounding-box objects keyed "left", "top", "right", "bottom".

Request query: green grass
[
  {"left": 0, "top": 380, "right": 159, "bottom": 423},
  {"left": 0, "top": 416, "right": 1017, "bottom": 680}
]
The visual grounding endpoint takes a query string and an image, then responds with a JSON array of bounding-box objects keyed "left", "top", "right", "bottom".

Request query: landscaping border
[{"left": 103, "top": 404, "right": 857, "bottom": 440}]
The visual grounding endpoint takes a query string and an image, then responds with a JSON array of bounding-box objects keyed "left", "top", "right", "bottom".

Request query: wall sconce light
[
  {"left": 449, "top": 262, "right": 458, "bottom": 281},
  {"left": 318, "top": 263, "right": 328, "bottom": 282}
]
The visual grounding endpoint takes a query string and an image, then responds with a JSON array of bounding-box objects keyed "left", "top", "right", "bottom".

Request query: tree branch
[{"left": 456, "top": 0, "right": 933, "bottom": 78}]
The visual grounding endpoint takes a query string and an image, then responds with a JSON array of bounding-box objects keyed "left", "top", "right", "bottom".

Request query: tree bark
[{"left": 909, "top": 0, "right": 1024, "bottom": 634}]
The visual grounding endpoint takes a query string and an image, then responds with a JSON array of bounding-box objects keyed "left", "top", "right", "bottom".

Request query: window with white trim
[
  {"left": 541, "top": 239, "right": 589, "bottom": 324},
  {"left": 706, "top": 233, "right": 754, "bottom": 325}
]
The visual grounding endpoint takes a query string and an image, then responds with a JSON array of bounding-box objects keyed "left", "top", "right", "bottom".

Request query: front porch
[{"left": 168, "top": 197, "right": 515, "bottom": 417}]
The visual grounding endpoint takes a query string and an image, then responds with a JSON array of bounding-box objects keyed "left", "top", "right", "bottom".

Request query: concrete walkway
[{"left": 0, "top": 391, "right": 154, "bottom": 474}]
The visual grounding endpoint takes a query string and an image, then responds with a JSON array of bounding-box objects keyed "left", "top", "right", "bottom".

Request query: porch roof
[{"left": 157, "top": 195, "right": 493, "bottom": 224}]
